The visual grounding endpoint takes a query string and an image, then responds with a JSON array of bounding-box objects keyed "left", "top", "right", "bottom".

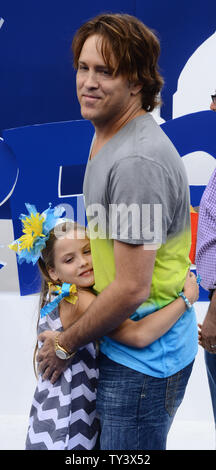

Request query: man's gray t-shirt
[
  {"left": 84, "top": 114, "right": 190, "bottom": 245},
  {"left": 83, "top": 113, "right": 197, "bottom": 378}
]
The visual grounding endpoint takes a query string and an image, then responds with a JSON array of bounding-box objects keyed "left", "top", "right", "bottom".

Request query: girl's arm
[
  {"left": 60, "top": 289, "right": 96, "bottom": 330},
  {"left": 108, "top": 271, "right": 199, "bottom": 348}
]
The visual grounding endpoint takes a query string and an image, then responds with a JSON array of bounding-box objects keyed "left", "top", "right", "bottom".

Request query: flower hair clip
[{"left": 9, "top": 203, "right": 66, "bottom": 265}]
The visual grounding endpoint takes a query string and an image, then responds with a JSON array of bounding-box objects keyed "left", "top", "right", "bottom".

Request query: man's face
[{"left": 76, "top": 34, "right": 136, "bottom": 128}]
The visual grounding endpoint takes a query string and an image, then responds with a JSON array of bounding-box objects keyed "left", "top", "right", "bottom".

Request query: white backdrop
[{"left": 0, "top": 294, "right": 215, "bottom": 450}]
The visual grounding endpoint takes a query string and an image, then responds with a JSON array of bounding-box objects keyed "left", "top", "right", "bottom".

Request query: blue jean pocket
[{"left": 165, "top": 361, "right": 194, "bottom": 417}]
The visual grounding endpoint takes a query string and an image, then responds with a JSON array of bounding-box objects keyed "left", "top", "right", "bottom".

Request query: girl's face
[{"left": 48, "top": 230, "right": 94, "bottom": 288}]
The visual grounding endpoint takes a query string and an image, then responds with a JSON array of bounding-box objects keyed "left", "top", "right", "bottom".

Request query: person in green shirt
[{"left": 37, "top": 13, "right": 198, "bottom": 450}]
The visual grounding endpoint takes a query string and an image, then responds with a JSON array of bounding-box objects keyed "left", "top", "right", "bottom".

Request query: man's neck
[{"left": 91, "top": 108, "right": 146, "bottom": 159}]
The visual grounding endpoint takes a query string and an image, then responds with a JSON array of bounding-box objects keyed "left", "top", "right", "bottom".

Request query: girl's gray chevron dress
[{"left": 25, "top": 307, "right": 99, "bottom": 450}]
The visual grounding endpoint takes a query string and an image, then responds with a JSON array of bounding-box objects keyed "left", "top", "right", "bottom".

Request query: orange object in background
[{"left": 189, "top": 205, "right": 199, "bottom": 264}]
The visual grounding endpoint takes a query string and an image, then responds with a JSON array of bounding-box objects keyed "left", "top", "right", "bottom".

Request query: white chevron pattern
[
  {"left": 68, "top": 432, "right": 98, "bottom": 450},
  {"left": 27, "top": 428, "right": 67, "bottom": 450},
  {"left": 25, "top": 306, "right": 99, "bottom": 450}
]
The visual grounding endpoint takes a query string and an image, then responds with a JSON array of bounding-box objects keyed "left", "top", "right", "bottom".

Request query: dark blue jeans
[
  {"left": 96, "top": 353, "right": 194, "bottom": 450},
  {"left": 205, "top": 350, "right": 216, "bottom": 425}
]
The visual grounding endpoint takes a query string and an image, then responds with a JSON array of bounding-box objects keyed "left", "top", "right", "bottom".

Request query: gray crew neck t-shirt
[{"left": 83, "top": 113, "right": 197, "bottom": 378}]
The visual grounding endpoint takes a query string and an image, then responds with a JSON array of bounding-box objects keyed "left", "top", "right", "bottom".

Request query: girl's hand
[{"left": 183, "top": 270, "right": 199, "bottom": 305}]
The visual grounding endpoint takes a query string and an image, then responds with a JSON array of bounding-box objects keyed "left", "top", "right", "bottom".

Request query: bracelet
[{"left": 178, "top": 292, "right": 192, "bottom": 310}]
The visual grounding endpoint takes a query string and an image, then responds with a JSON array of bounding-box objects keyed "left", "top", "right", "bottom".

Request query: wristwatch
[{"left": 55, "top": 333, "right": 76, "bottom": 360}]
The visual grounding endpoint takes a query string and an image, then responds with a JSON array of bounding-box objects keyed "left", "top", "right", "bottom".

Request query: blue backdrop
[
  {"left": 1, "top": 0, "right": 215, "bottom": 131},
  {"left": 0, "top": 1, "right": 215, "bottom": 299}
]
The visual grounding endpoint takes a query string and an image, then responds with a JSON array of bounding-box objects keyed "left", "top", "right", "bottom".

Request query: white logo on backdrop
[
  {"left": 173, "top": 31, "right": 216, "bottom": 118},
  {"left": 0, "top": 18, "right": 5, "bottom": 29},
  {"left": 172, "top": 32, "right": 216, "bottom": 187},
  {"left": 182, "top": 152, "right": 216, "bottom": 186}
]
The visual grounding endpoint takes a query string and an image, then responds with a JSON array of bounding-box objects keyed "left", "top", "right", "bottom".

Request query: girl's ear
[{"left": 47, "top": 267, "right": 59, "bottom": 282}]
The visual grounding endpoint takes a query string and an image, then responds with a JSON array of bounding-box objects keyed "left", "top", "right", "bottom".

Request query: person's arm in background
[
  {"left": 196, "top": 168, "right": 216, "bottom": 352},
  {"left": 199, "top": 290, "right": 216, "bottom": 352}
]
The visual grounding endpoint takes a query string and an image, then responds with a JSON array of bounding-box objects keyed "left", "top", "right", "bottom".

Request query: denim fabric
[
  {"left": 96, "top": 353, "right": 194, "bottom": 450},
  {"left": 205, "top": 351, "right": 216, "bottom": 425}
]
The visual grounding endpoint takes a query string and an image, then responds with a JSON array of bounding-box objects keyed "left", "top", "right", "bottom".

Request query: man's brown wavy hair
[{"left": 72, "top": 13, "right": 164, "bottom": 112}]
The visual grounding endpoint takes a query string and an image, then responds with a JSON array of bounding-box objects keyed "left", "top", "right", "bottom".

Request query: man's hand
[
  {"left": 199, "top": 292, "right": 216, "bottom": 353},
  {"left": 37, "top": 331, "right": 69, "bottom": 384}
]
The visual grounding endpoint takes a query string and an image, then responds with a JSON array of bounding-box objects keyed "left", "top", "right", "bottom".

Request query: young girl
[{"left": 9, "top": 203, "right": 199, "bottom": 451}]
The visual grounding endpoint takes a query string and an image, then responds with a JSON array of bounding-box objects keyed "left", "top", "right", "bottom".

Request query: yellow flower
[{"left": 19, "top": 212, "right": 45, "bottom": 251}]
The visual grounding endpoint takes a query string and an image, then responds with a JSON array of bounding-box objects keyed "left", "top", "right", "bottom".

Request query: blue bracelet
[{"left": 178, "top": 292, "right": 192, "bottom": 310}]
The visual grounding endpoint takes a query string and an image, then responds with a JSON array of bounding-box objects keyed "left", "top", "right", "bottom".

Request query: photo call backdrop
[{"left": 0, "top": 0, "right": 216, "bottom": 300}]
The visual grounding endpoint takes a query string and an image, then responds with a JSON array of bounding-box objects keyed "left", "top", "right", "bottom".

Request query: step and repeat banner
[{"left": 0, "top": 0, "right": 216, "bottom": 299}]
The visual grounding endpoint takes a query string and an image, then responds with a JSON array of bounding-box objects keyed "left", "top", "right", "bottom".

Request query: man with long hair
[{"left": 38, "top": 14, "right": 198, "bottom": 450}]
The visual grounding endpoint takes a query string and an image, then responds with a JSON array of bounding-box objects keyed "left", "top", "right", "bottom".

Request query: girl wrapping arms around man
[{"left": 9, "top": 203, "right": 199, "bottom": 450}]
